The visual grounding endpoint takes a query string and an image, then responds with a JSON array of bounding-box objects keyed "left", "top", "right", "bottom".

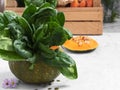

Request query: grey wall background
[
  {"left": 117, "top": 1, "right": 120, "bottom": 15},
  {"left": 115, "top": 1, "right": 120, "bottom": 15}
]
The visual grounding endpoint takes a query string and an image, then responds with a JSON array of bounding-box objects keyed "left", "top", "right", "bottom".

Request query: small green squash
[{"left": 9, "top": 60, "right": 60, "bottom": 84}]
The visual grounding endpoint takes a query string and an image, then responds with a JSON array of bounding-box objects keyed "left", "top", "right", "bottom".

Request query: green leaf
[
  {"left": 48, "top": 22, "right": 70, "bottom": 46},
  {"left": 0, "top": 13, "right": 4, "bottom": 30},
  {"left": 57, "top": 51, "right": 78, "bottom": 79},
  {"left": 3, "top": 11, "right": 17, "bottom": 25},
  {"left": 22, "top": 4, "right": 37, "bottom": 23},
  {"left": 63, "top": 27, "right": 73, "bottom": 39},
  {"left": 24, "top": 0, "right": 57, "bottom": 8},
  {"left": 0, "top": 23, "right": 4, "bottom": 30},
  {"left": 31, "top": 7, "right": 57, "bottom": 25},
  {"left": 16, "top": 16, "right": 33, "bottom": 33},
  {"left": 39, "top": 43, "right": 56, "bottom": 59},
  {"left": 16, "top": 16, "right": 33, "bottom": 40},
  {"left": 50, "top": 30, "right": 67, "bottom": 46},
  {"left": 24, "top": 0, "right": 44, "bottom": 7},
  {"left": 33, "top": 24, "right": 48, "bottom": 44},
  {"left": 46, "top": 0, "right": 58, "bottom": 8},
  {"left": 33, "top": 22, "right": 72, "bottom": 47},
  {"left": 38, "top": 2, "right": 52, "bottom": 9},
  {"left": 8, "top": 23, "right": 24, "bottom": 40},
  {"left": 0, "top": 13, "right": 4, "bottom": 23},
  {"left": 58, "top": 64, "right": 78, "bottom": 79},
  {"left": 0, "top": 28, "right": 10, "bottom": 38},
  {"left": 41, "top": 50, "right": 78, "bottom": 79},
  {"left": 57, "top": 12, "right": 65, "bottom": 26},
  {"left": 0, "top": 49, "right": 24, "bottom": 61},
  {"left": 27, "top": 54, "right": 37, "bottom": 63},
  {"left": 0, "top": 38, "right": 13, "bottom": 51},
  {"left": 0, "top": 28, "right": 13, "bottom": 51},
  {"left": 13, "top": 39, "right": 33, "bottom": 58},
  {"left": 3, "top": 11, "right": 17, "bottom": 22}
]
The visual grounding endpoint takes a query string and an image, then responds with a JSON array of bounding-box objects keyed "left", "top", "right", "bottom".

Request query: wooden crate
[
  {"left": 57, "top": 0, "right": 103, "bottom": 35},
  {"left": 6, "top": 0, "right": 17, "bottom": 7},
  {"left": 5, "top": 0, "right": 103, "bottom": 35}
]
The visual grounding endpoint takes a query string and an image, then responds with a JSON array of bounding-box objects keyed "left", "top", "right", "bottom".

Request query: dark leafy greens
[
  {"left": 24, "top": 0, "right": 57, "bottom": 8},
  {"left": 0, "top": 2, "right": 78, "bottom": 79}
]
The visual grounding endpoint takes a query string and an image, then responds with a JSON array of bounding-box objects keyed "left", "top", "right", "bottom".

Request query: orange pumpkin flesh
[{"left": 63, "top": 36, "right": 98, "bottom": 52}]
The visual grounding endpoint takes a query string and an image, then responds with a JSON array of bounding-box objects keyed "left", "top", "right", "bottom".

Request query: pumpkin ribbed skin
[{"left": 9, "top": 60, "right": 60, "bottom": 84}]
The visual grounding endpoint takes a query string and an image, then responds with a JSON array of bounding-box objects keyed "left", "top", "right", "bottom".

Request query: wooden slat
[
  {"left": 6, "top": 0, "right": 17, "bottom": 7},
  {"left": 58, "top": 7, "right": 103, "bottom": 21},
  {"left": 5, "top": 7, "right": 24, "bottom": 15},
  {"left": 64, "top": 22, "right": 103, "bottom": 35},
  {"left": 6, "top": 7, "right": 103, "bottom": 21},
  {"left": 57, "top": 7, "right": 102, "bottom": 12}
]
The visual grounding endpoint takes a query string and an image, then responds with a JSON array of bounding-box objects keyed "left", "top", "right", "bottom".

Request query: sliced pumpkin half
[{"left": 63, "top": 36, "right": 98, "bottom": 52}]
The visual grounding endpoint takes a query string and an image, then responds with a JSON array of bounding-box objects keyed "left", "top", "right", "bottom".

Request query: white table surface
[{"left": 0, "top": 19, "right": 120, "bottom": 90}]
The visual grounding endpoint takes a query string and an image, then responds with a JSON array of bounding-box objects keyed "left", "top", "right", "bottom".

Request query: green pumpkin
[{"left": 9, "top": 60, "right": 60, "bottom": 84}]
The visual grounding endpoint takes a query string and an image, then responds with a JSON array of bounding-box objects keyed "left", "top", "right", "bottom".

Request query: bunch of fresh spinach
[{"left": 0, "top": 2, "right": 78, "bottom": 79}]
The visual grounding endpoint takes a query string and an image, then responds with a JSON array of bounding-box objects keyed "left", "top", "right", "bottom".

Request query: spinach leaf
[
  {"left": 0, "top": 29, "right": 13, "bottom": 51},
  {"left": 47, "top": 22, "right": 72, "bottom": 46},
  {"left": 13, "top": 39, "right": 33, "bottom": 58},
  {"left": 58, "top": 64, "right": 78, "bottom": 79},
  {"left": 46, "top": 0, "right": 58, "bottom": 8},
  {"left": 0, "top": 11, "right": 18, "bottom": 32},
  {"left": 33, "top": 24, "right": 48, "bottom": 45},
  {"left": 57, "top": 12, "right": 65, "bottom": 26},
  {"left": 0, "top": 13, "right": 4, "bottom": 23},
  {"left": 8, "top": 23, "right": 24, "bottom": 40},
  {"left": 24, "top": 0, "right": 57, "bottom": 8},
  {"left": 22, "top": 4, "right": 37, "bottom": 23},
  {"left": 16, "top": 16, "right": 33, "bottom": 38},
  {"left": 50, "top": 28, "right": 68, "bottom": 46},
  {"left": 63, "top": 27, "right": 73, "bottom": 39},
  {"left": 31, "top": 7, "right": 57, "bottom": 26},
  {"left": 0, "top": 38, "right": 13, "bottom": 51},
  {"left": 33, "top": 22, "right": 72, "bottom": 47},
  {"left": 3, "top": 11, "right": 17, "bottom": 22},
  {"left": 0, "top": 28, "right": 10, "bottom": 38},
  {"left": 38, "top": 2, "right": 52, "bottom": 9},
  {"left": 41, "top": 50, "right": 78, "bottom": 79},
  {"left": 0, "top": 13, "right": 4, "bottom": 30},
  {"left": 3, "top": 11, "right": 17, "bottom": 26},
  {"left": 25, "top": 0, "right": 44, "bottom": 7},
  {"left": 56, "top": 51, "right": 78, "bottom": 79},
  {"left": 39, "top": 43, "right": 56, "bottom": 59},
  {"left": 0, "top": 49, "right": 24, "bottom": 61}
]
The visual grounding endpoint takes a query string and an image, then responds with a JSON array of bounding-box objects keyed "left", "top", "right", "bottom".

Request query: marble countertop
[{"left": 0, "top": 19, "right": 120, "bottom": 90}]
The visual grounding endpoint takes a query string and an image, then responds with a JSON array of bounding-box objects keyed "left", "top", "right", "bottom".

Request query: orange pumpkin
[
  {"left": 70, "top": 0, "right": 79, "bottom": 7},
  {"left": 79, "top": 0, "right": 87, "bottom": 7},
  {"left": 63, "top": 36, "right": 98, "bottom": 52},
  {"left": 86, "top": 0, "right": 93, "bottom": 7}
]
